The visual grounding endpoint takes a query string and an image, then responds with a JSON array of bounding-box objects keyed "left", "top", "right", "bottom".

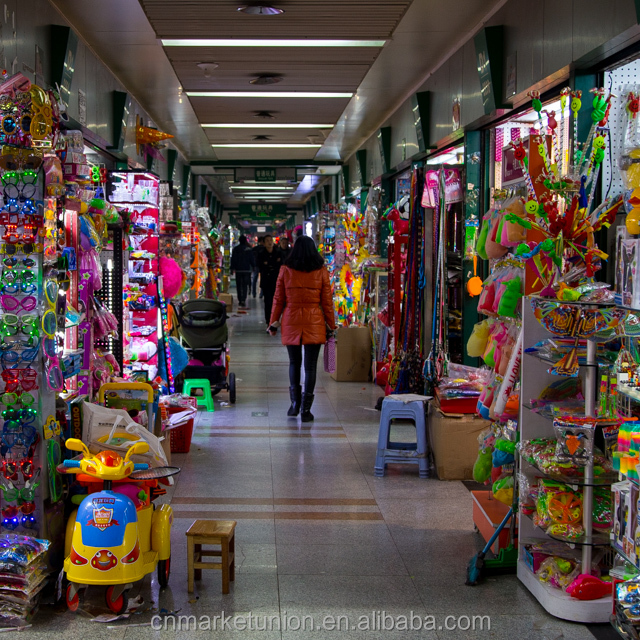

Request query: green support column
[{"left": 462, "top": 131, "right": 483, "bottom": 367}]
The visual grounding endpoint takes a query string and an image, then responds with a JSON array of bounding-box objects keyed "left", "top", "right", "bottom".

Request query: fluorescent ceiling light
[
  {"left": 191, "top": 91, "right": 352, "bottom": 98},
  {"left": 212, "top": 143, "right": 321, "bottom": 148},
  {"left": 203, "top": 123, "right": 334, "bottom": 129},
  {"left": 232, "top": 185, "right": 294, "bottom": 190},
  {"left": 230, "top": 179, "right": 292, "bottom": 184},
  {"left": 162, "top": 39, "right": 385, "bottom": 47}
]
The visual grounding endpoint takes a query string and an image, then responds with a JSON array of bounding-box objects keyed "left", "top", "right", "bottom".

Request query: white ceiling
[{"left": 49, "top": 0, "right": 505, "bottom": 208}]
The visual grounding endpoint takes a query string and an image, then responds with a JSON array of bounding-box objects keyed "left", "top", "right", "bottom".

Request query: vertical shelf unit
[
  {"left": 517, "top": 300, "right": 612, "bottom": 622},
  {"left": 109, "top": 172, "right": 160, "bottom": 382}
]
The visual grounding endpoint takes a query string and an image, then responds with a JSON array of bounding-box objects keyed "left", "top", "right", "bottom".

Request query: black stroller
[{"left": 176, "top": 298, "right": 236, "bottom": 403}]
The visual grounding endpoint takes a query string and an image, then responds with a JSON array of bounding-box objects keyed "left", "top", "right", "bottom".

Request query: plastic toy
[
  {"left": 467, "top": 319, "right": 491, "bottom": 357},
  {"left": 566, "top": 574, "right": 612, "bottom": 600},
  {"left": 62, "top": 438, "right": 176, "bottom": 614}
]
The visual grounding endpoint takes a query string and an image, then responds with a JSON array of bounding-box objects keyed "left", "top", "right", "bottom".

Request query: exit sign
[{"left": 255, "top": 168, "right": 276, "bottom": 182}]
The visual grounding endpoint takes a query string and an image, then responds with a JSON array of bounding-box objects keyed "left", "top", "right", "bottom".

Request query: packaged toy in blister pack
[
  {"left": 614, "top": 578, "right": 640, "bottom": 638},
  {"left": 520, "top": 438, "right": 614, "bottom": 480},
  {"left": 532, "top": 479, "right": 612, "bottom": 541},
  {"left": 553, "top": 417, "right": 596, "bottom": 466}
]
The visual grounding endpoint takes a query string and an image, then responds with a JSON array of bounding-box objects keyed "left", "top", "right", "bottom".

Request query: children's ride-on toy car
[{"left": 62, "top": 438, "right": 174, "bottom": 614}]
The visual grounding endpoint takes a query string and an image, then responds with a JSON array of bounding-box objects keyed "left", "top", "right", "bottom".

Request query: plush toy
[
  {"left": 502, "top": 199, "right": 528, "bottom": 246},
  {"left": 473, "top": 448, "right": 493, "bottom": 483},
  {"left": 467, "top": 319, "right": 491, "bottom": 357},
  {"left": 159, "top": 257, "right": 183, "bottom": 299},
  {"left": 497, "top": 277, "right": 522, "bottom": 317}
]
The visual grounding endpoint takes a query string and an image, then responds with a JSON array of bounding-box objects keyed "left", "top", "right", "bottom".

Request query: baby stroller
[{"left": 176, "top": 299, "right": 236, "bottom": 403}]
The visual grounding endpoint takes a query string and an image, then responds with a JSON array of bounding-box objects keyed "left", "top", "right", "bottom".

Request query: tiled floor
[{"left": 25, "top": 298, "right": 615, "bottom": 638}]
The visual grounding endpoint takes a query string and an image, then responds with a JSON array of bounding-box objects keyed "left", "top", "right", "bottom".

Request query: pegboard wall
[{"left": 602, "top": 58, "right": 640, "bottom": 200}]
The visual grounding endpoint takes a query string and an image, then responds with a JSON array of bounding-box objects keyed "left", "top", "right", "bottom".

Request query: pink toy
[
  {"left": 566, "top": 574, "right": 612, "bottom": 600},
  {"left": 113, "top": 483, "right": 147, "bottom": 507},
  {"left": 159, "top": 256, "right": 183, "bottom": 299}
]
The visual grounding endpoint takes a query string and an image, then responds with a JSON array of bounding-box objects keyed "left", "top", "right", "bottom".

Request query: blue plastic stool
[
  {"left": 374, "top": 397, "right": 429, "bottom": 478},
  {"left": 183, "top": 379, "right": 215, "bottom": 412}
]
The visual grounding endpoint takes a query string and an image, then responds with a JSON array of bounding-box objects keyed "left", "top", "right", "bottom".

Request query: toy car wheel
[
  {"left": 66, "top": 584, "right": 79, "bottom": 612},
  {"left": 228, "top": 372, "right": 236, "bottom": 404},
  {"left": 105, "top": 586, "right": 128, "bottom": 615},
  {"left": 158, "top": 556, "right": 171, "bottom": 588}
]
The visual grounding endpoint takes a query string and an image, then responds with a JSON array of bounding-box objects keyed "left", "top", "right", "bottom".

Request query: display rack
[
  {"left": 517, "top": 300, "right": 612, "bottom": 622},
  {"left": 109, "top": 171, "right": 160, "bottom": 382}
]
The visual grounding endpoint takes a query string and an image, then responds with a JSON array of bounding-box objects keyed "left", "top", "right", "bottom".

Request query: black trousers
[
  {"left": 286, "top": 344, "right": 322, "bottom": 395},
  {"left": 262, "top": 280, "right": 277, "bottom": 324},
  {"left": 235, "top": 272, "right": 251, "bottom": 305}
]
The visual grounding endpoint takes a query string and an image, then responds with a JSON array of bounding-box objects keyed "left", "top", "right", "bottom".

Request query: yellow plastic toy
[{"left": 62, "top": 438, "right": 176, "bottom": 614}]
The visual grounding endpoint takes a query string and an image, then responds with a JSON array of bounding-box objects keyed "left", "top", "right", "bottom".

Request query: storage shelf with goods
[{"left": 518, "top": 300, "right": 616, "bottom": 622}]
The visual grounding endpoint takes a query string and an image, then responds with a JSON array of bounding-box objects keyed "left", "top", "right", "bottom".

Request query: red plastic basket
[
  {"left": 166, "top": 399, "right": 197, "bottom": 454},
  {"left": 170, "top": 419, "right": 195, "bottom": 453}
]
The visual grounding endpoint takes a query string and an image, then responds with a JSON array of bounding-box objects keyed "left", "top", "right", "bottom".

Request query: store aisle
[{"left": 28, "top": 301, "right": 607, "bottom": 639}]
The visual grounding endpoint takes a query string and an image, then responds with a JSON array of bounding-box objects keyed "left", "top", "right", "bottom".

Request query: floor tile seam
[
  {"left": 172, "top": 511, "right": 385, "bottom": 520},
  {"left": 171, "top": 498, "right": 378, "bottom": 505}
]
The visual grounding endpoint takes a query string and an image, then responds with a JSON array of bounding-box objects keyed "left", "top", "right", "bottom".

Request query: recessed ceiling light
[
  {"left": 238, "top": 5, "right": 284, "bottom": 15},
  {"left": 190, "top": 91, "right": 352, "bottom": 98},
  {"left": 250, "top": 74, "right": 283, "bottom": 85},
  {"left": 162, "top": 39, "right": 386, "bottom": 48},
  {"left": 254, "top": 111, "right": 276, "bottom": 119},
  {"left": 203, "top": 123, "right": 333, "bottom": 129},
  {"left": 196, "top": 62, "right": 219, "bottom": 78},
  {"left": 212, "top": 143, "right": 321, "bottom": 148}
]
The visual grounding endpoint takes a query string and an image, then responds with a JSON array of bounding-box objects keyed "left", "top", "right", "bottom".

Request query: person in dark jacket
[
  {"left": 230, "top": 235, "right": 255, "bottom": 308},
  {"left": 268, "top": 236, "right": 336, "bottom": 422},
  {"left": 278, "top": 235, "right": 291, "bottom": 261},
  {"left": 252, "top": 236, "right": 265, "bottom": 298},
  {"left": 258, "top": 235, "right": 283, "bottom": 324}
]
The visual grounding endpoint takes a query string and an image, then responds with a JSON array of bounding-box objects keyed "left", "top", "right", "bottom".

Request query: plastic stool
[
  {"left": 183, "top": 379, "right": 215, "bottom": 412},
  {"left": 374, "top": 397, "right": 429, "bottom": 478}
]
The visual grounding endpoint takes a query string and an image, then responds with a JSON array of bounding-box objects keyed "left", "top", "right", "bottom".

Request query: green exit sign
[{"left": 255, "top": 168, "right": 276, "bottom": 182}]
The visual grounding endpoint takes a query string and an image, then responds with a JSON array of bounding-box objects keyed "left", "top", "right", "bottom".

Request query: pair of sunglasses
[
  {"left": 0, "top": 242, "right": 43, "bottom": 256},
  {"left": 2, "top": 456, "right": 34, "bottom": 482},
  {"left": 0, "top": 295, "right": 37, "bottom": 312}
]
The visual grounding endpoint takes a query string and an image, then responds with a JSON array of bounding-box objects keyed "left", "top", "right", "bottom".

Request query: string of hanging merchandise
[
  {"left": 393, "top": 168, "right": 425, "bottom": 394},
  {"left": 424, "top": 167, "right": 449, "bottom": 393}
]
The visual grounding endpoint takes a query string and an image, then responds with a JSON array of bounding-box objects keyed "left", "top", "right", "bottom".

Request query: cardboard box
[
  {"left": 218, "top": 292, "right": 233, "bottom": 312},
  {"left": 331, "top": 326, "right": 372, "bottom": 382},
  {"left": 161, "top": 433, "right": 172, "bottom": 465},
  {"left": 428, "top": 400, "right": 490, "bottom": 480}
]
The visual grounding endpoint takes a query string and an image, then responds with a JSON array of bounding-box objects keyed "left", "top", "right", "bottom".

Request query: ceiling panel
[
  {"left": 139, "top": 0, "right": 412, "bottom": 39},
  {"left": 210, "top": 147, "right": 321, "bottom": 161},
  {"left": 172, "top": 64, "right": 369, "bottom": 92},
  {"left": 188, "top": 96, "right": 350, "bottom": 124},
  {"left": 204, "top": 129, "right": 330, "bottom": 144}
]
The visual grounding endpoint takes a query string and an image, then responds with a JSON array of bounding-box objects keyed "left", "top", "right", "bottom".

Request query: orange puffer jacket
[{"left": 270, "top": 266, "right": 336, "bottom": 345}]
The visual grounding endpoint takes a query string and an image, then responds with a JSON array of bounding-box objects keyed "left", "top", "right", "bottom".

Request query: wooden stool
[{"left": 186, "top": 520, "right": 236, "bottom": 594}]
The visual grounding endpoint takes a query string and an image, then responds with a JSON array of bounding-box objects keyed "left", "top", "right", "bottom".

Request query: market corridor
[{"left": 31, "top": 302, "right": 604, "bottom": 639}]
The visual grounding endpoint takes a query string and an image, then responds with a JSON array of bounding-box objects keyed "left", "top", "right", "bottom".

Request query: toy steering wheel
[{"left": 548, "top": 492, "right": 582, "bottom": 525}]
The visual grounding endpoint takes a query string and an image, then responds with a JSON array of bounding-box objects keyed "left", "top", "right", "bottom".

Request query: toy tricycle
[{"left": 62, "top": 438, "right": 176, "bottom": 614}]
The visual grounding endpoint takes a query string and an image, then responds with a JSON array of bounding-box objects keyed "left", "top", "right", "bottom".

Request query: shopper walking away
[
  {"left": 258, "top": 235, "right": 283, "bottom": 324},
  {"left": 278, "top": 235, "right": 291, "bottom": 261},
  {"left": 268, "top": 236, "right": 336, "bottom": 422},
  {"left": 252, "top": 236, "right": 265, "bottom": 298},
  {"left": 230, "top": 235, "right": 255, "bottom": 308}
]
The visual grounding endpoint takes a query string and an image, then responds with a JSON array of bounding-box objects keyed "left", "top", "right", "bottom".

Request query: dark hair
[
  {"left": 239, "top": 235, "right": 248, "bottom": 245},
  {"left": 284, "top": 235, "right": 324, "bottom": 272},
  {"left": 258, "top": 236, "right": 265, "bottom": 244},
  {"left": 264, "top": 234, "right": 272, "bottom": 241}
]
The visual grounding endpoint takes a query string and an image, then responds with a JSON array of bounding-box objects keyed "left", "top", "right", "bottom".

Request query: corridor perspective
[{"left": 27, "top": 301, "right": 610, "bottom": 640}]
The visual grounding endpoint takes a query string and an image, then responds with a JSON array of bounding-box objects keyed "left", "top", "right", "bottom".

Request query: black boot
[
  {"left": 301, "top": 393, "right": 315, "bottom": 422},
  {"left": 287, "top": 386, "right": 302, "bottom": 417}
]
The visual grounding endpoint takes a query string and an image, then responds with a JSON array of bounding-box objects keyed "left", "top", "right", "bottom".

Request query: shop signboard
[
  {"left": 239, "top": 203, "right": 287, "bottom": 218},
  {"left": 474, "top": 26, "right": 505, "bottom": 115},
  {"left": 255, "top": 168, "right": 276, "bottom": 182}
]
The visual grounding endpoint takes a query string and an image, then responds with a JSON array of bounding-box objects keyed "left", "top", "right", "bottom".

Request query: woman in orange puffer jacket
[{"left": 268, "top": 236, "right": 336, "bottom": 422}]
